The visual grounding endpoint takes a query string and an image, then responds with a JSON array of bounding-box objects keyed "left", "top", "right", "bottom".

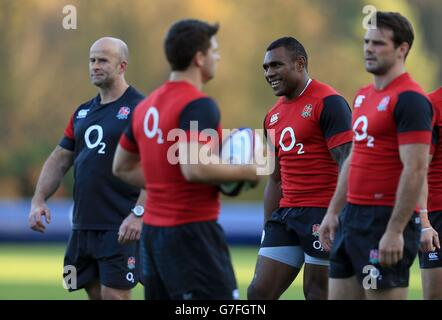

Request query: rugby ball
[{"left": 219, "top": 128, "right": 256, "bottom": 196}]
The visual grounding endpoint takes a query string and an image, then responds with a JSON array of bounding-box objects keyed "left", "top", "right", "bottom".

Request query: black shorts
[
  {"left": 329, "top": 203, "right": 420, "bottom": 289},
  {"left": 63, "top": 230, "right": 140, "bottom": 291},
  {"left": 260, "top": 207, "right": 329, "bottom": 265},
  {"left": 419, "top": 211, "right": 442, "bottom": 269},
  {"left": 141, "top": 221, "right": 238, "bottom": 300}
]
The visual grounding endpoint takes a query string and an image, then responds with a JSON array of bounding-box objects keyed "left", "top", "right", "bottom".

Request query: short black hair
[
  {"left": 266, "top": 36, "right": 308, "bottom": 68},
  {"left": 371, "top": 11, "right": 414, "bottom": 58},
  {"left": 164, "top": 19, "right": 219, "bottom": 71}
]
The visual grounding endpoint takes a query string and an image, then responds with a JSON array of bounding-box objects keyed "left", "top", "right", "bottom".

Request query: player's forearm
[
  {"left": 388, "top": 165, "right": 428, "bottom": 233},
  {"left": 112, "top": 145, "right": 145, "bottom": 188},
  {"left": 264, "top": 177, "right": 282, "bottom": 223},
  {"left": 182, "top": 162, "right": 257, "bottom": 185},
  {"left": 328, "top": 155, "right": 351, "bottom": 216},
  {"left": 33, "top": 149, "right": 72, "bottom": 202},
  {"left": 418, "top": 155, "right": 433, "bottom": 227},
  {"left": 114, "top": 166, "right": 146, "bottom": 189},
  {"left": 330, "top": 142, "right": 352, "bottom": 172},
  {"left": 417, "top": 173, "right": 431, "bottom": 228},
  {"left": 135, "top": 189, "right": 147, "bottom": 206}
]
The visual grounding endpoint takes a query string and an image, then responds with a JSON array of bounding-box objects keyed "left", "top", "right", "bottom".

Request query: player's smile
[
  {"left": 269, "top": 79, "right": 282, "bottom": 90},
  {"left": 91, "top": 73, "right": 105, "bottom": 78}
]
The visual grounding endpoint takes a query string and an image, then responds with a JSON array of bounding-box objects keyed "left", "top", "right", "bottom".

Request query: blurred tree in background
[{"left": 0, "top": 0, "right": 440, "bottom": 200}]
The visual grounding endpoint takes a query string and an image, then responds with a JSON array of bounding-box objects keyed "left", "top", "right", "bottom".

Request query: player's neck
[
  {"left": 98, "top": 78, "right": 129, "bottom": 104},
  {"left": 169, "top": 69, "right": 204, "bottom": 91},
  {"left": 285, "top": 74, "right": 311, "bottom": 101},
  {"left": 373, "top": 63, "right": 406, "bottom": 91}
]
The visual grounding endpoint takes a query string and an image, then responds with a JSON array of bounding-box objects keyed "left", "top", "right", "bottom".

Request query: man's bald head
[
  {"left": 90, "top": 37, "right": 129, "bottom": 62},
  {"left": 89, "top": 37, "right": 130, "bottom": 88}
]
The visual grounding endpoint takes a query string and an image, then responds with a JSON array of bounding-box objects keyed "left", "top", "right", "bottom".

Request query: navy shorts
[
  {"left": 141, "top": 221, "right": 238, "bottom": 300},
  {"left": 329, "top": 203, "right": 420, "bottom": 289},
  {"left": 260, "top": 207, "right": 329, "bottom": 266},
  {"left": 419, "top": 211, "right": 442, "bottom": 269},
  {"left": 63, "top": 230, "right": 140, "bottom": 291}
]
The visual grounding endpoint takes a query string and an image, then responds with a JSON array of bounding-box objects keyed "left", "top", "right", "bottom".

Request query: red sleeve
[
  {"left": 59, "top": 114, "right": 75, "bottom": 151},
  {"left": 119, "top": 134, "right": 138, "bottom": 153},
  {"left": 263, "top": 114, "right": 277, "bottom": 157},
  {"left": 327, "top": 130, "right": 353, "bottom": 150},
  {"left": 119, "top": 120, "right": 139, "bottom": 153},
  {"left": 64, "top": 114, "right": 75, "bottom": 140},
  {"left": 397, "top": 131, "right": 432, "bottom": 145}
]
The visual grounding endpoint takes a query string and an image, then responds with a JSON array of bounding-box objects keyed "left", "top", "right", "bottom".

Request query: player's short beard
[
  {"left": 365, "top": 62, "right": 391, "bottom": 76},
  {"left": 92, "top": 76, "right": 114, "bottom": 89}
]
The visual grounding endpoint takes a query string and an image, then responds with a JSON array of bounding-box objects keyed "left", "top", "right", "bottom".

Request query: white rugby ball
[{"left": 219, "top": 128, "right": 256, "bottom": 196}]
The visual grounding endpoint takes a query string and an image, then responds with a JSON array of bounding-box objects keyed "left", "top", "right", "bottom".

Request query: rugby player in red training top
[
  {"left": 247, "top": 37, "right": 353, "bottom": 300},
  {"left": 29, "top": 38, "right": 146, "bottom": 300},
  {"left": 112, "top": 19, "right": 260, "bottom": 300},
  {"left": 320, "top": 12, "right": 433, "bottom": 300},
  {"left": 418, "top": 87, "right": 442, "bottom": 299}
]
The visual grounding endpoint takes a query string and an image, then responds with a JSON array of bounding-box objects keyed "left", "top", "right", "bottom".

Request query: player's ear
[
  {"left": 295, "top": 56, "right": 306, "bottom": 72},
  {"left": 194, "top": 51, "right": 205, "bottom": 68},
  {"left": 397, "top": 42, "right": 410, "bottom": 60},
  {"left": 119, "top": 60, "right": 128, "bottom": 74}
]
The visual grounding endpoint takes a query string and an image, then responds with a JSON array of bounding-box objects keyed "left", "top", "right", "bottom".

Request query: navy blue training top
[{"left": 59, "top": 86, "right": 145, "bottom": 230}]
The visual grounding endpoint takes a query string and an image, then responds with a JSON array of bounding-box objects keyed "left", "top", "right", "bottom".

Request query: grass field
[{"left": 0, "top": 243, "right": 424, "bottom": 300}]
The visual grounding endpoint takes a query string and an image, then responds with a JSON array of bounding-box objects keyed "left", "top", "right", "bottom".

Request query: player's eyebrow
[
  {"left": 364, "top": 38, "right": 387, "bottom": 45},
  {"left": 263, "top": 61, "right": 282, "bottom": 70}
]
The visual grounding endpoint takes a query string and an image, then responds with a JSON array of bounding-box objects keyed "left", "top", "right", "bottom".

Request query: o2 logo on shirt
[
  {"left": 279, "top": 126, "right": 305, "bottom": 154},
  {"left": 144, "top": 106, "right": 164, "bottom": 144},
  {"left": 84, "top": 125, "right": 106, "bottom": 154},
  {"left": 353, "top": 115, "right": 374, "bottom": 147}
]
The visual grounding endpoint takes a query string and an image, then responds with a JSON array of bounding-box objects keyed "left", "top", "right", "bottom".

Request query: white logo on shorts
[
  {"left": 126, "top": 272, "right": 134, "bottom": 283},
  {"left": 313, "top": 240, "right": 324, "bottom": 251},
  {"left": 429, "top": 252, "right": 439, "bottom": 261},
  {"left": 261, "top": 230, "right": 265, "bottom": 244}
]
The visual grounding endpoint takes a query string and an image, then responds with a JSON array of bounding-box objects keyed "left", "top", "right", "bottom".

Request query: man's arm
[
  {"left": 263, "top": 156, "right": 281, "bottom": 225},
  {"left": 379, "top": 143, "right": 430, "bottom": 266},
  {"left": 419, "top": 122, "right": 441, "bottom": 252},
  {"left": 112, "top": 145, "right": 146, "bottom": 189},
  {"left": 319, "top": 147, "right": 353, "bottom": 251},
  {"left": 118, "top": 189, "right": 146, "bottom": 244},
  {"left": 113, "top": 144, "right": 147, "bottom": 244},
  {"left": 178, "top": 142, "right": 259, "bottom": 185},
  {"left": 29, "top": 146, "right": 74, "bottom": 233},
  {"left": 417, "top": 156, "right": 440, "bottom": 253},
  {"left": 329, "top": 142, "right": 352, "bottom": 171}
]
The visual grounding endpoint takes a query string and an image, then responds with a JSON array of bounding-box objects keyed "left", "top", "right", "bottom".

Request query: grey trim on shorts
[
  {"left": 304, "top": 253, "right": 330, "bottom": 266},
  {"left": 258, "top": 246, "right": 304, "bottom": 268}
]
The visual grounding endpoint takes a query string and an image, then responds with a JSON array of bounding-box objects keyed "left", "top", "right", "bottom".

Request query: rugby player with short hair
[
  {"left": 29, "top": 37, "right": 145, "bottom": 300},
  {"left": 113, "top": 19, "right": 260, "bottom": 300},
  {"left": 418, "top": 87, "right": 442, "bottom": 299},
  {"left": 320, "top": 12, "right": 433, "bottom": 300},
  {"left": 247, "top": 37, "right": 353, "bottom": 300}
]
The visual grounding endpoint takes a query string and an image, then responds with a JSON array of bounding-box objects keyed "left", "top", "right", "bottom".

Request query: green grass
[{"left": 0, "top": 244, "right": 423, "bottom": 299}]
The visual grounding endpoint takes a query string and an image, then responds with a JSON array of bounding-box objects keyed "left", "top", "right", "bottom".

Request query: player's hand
[
  {"left": 28, "top": 200, "right": 51, "bottom": 233},
  {"left": 420, "top": 226, "right": 440, "bottom": 253},
  {"left": 319, "top": 212, "right": 339, "bottom": 252},
  {"left": 379, "top": 230, "right": 403, "bottom": 267},
  {"left": 118, "top": 213, "right": 142, "bottom": 244}
]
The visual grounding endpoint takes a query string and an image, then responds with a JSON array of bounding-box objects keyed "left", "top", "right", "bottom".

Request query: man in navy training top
[{"left": 29, "top": 37, "right": 145, "bottom": 300}]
